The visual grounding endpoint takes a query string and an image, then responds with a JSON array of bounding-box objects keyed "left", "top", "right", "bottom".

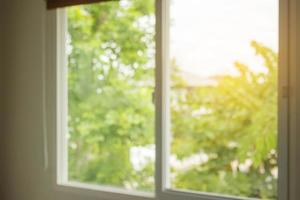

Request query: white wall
[
  {"left": 0, "top": 0, "right": 6, "bottom": 198},
  {"left": 1, "top": 0, "right": 54, "bottom": 199},
  {"left": 0, "top": 47, "right": 2, "bottom": 200},
  {"left": 289, "top": 0, "right": 300, "bottom": 198},
  {"left": 0, "top": 0, "right": 83, "bottom": 199},
  {"left": 1, "top": 0, "right": 300, "bottom": 200}
]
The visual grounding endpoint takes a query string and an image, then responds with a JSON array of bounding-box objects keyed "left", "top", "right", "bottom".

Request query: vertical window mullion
[
  {"left": 155, "top": 0, "right": 171, "bottom": 198},
  {"left": 155, "top": 0, "right": 164, "bottom": 197},
  {"left": 162, "top": 0, "right": 171, "bottom": 191},
  {"left": 57, "top": 9, "right": 69, "bottom": 185}
]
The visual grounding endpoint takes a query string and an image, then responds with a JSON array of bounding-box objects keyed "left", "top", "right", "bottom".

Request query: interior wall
[
  {"left": 0, "top": 0, "right": 300, "bottom": 200},
  {"left": 1, "top": 0, "right": 102, "bottom": 197},
  {"left": 1, "top": 0, "right": 52, "bottom": 199},
  {"left": 0, "top": 27, "right": 1, "bottom": 200},
  {"left": 0, "top": 0, "right": 5, "bottom": 198},
  {"left": 290, "top": 0, "right": 300, "bottom": 198}
]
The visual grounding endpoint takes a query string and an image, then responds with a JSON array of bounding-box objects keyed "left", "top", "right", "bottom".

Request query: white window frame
[
  {"left": 45, "top": 0, "right": 296, "bottom": 199},
  {"left": 156, "top": 0, "right": 289, "bottom": 200},
  {"left": 53, "top": 8, "right": 154, "bottom": 200}
]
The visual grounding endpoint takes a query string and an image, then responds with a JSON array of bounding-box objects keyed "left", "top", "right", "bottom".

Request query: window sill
[{"left": 55, "top": 181, "right": 154, "bottom": 200}]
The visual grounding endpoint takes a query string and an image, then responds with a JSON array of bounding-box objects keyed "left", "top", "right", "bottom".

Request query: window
[
  {"left": 57, "top": 0, "right": 156, "bottom": 196},
  {"left": 55, "top": 0, "right": 288, "bottom": 200},
  {"left": 167, "top": 0, "right": 279, "bottom": 198}
]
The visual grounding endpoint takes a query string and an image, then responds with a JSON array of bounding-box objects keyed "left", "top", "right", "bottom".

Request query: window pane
[
  {"left": 66, "top": 0, "right": 155, "bottom": 192},
  {"left": 169, "top": 0, "right": 278, "bottom": 199}
]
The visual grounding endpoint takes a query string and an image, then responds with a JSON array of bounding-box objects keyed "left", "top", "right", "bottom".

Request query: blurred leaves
[
  {"left": 67, "top": 1, "right": 278, "bottom": 199},
  {"left": 171, "top": 41, "right": 278, "bottom": 199}
]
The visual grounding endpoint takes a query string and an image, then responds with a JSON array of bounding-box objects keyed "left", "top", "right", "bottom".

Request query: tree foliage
[
  {"left": 171, "top": 41, "right": 277, "bottom": 199},
  {"left": 67, "top": 1, "right": 277, "bottom": 199},
  {"left": 67, "top": 0, "right": 155, "bottom": 191}
]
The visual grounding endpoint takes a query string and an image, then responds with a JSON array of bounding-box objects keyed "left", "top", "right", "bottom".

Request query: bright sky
[{"left": 170, "top": 0, "right": 278, "bottom": 77}]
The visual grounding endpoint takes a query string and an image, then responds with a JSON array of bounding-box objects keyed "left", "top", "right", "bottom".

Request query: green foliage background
[{"left": 67, "top": 0, "right": 278, "bottom": 199}]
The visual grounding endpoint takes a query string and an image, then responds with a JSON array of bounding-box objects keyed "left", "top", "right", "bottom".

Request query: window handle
[{"left": 152, "top": 91, "right": 155, "bottom": 104}]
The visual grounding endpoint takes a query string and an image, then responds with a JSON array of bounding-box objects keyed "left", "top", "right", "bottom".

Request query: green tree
[
  {"left": 171, "top": 41, "right": 277, "bottom": 199},
  {"left": 67, "top": 0, "right": 155, "bottom": 191},
  {"left": 67, "top": 1, "right": 278, "bottom": 199}
]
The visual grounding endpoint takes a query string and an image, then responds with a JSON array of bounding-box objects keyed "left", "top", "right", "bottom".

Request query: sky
[{"left": 170, "top": 0, "right": 279, "bottom": 78}]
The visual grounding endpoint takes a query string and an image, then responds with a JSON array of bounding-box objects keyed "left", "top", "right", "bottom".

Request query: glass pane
[
  {"left": 66, "top": 0, "right": 155, "bottom": 192},
  {"left": 169, "top": 0, "right": 278, "bottom": 199}
]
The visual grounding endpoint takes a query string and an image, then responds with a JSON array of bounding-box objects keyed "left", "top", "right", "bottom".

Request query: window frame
[
  {"left": 45, "top": 0, "right": 292, "bottom": 199},
  {"left": 53, "top": 8, "right": 155, "bottom": 200},
  {"left": 156, "top": 0, "right": 289, "bottom": 200}
]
